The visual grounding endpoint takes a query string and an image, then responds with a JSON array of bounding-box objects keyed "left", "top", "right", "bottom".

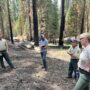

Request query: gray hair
[{"left": 80, "top": 33, "right": 90, "bottom": 42}]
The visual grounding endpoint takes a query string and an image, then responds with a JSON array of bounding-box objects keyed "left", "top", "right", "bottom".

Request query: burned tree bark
[
  {"left": 80, "top": 0, "right": 86, "bottom": 33},
  {"left": 7, "top": 0, "right": 14, "bottom": 44},
  {"left": 32, "top": 0, "right": 39, "bottom": 46},
  {"left": 58, "top": 0, "right": 65, "bottom": 47}
]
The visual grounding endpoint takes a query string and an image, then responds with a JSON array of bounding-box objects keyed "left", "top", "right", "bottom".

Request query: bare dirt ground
[{"left": 0, "top": 43, "right": 77, "bottom": 90}]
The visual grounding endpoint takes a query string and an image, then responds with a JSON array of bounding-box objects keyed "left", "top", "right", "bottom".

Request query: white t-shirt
[{"left": 78, "top": 44, "right": 90, "bottom": 72}]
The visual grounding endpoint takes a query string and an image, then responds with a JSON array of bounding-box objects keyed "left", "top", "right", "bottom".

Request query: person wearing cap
[
  {"left": 39, "top": 34, "right": 48, "bottom": 71},
  {"left": 74, "top": 33, "right": 90, "bottom": 90},
  {"left": 67, "top": 39, "right": 81, "bottom": 78},
  {"left": 0, "top": 31, "right": 15, "bottom": 69}
]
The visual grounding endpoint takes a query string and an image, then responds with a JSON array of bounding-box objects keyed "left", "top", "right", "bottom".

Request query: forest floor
[{"left": 0, "top": 43, "right": 77, "bottom": 90}]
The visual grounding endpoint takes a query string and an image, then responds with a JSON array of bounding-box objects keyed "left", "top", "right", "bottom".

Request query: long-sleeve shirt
[
  {"left": 68, "top": 46, "right": 81, "bottom": 59},
  {"left": 39, "top": 39, "right": 48, "bottom": 52},
  {"left": 78, "top": 45, "right": 90, "bottom": 73},
  {"left": 0, "top": 39, "right": 8, "bottom": 51}
]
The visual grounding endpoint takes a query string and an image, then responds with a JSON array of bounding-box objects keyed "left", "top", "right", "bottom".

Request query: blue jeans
[{"left": 41, "top": 51, "right": 47, "bottom": 70}]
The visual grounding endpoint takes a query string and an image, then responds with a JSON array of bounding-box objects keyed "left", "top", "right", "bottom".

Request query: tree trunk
[
  {"left": 80, "top": 0, "right": 86, "bottom": 33},
  {"left": 58, "top": 0, "right": 65, "bottom": 47},
  {"left": 0, "top": 6, "right": 4, "bottom": 36},
  {"left": 7, "top": 0, "right": 14, "bottom": 44},
  {"left": 32, "top": 0, "right": 39, "bottom": 46},
  {"left": 28, "top": 0, "right": 33, "bottom": 41},
  {"left": 86, "top": 12, "right": 89, "bottom": 32}
]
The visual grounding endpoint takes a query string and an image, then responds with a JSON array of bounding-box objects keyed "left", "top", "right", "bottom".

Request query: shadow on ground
[{"left": 0, "top": 46, "right": 76, "bottom": 90}]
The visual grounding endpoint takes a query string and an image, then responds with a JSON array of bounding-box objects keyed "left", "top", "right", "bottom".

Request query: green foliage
[
  {"left": 46, "top": 0, "right": 59, "bottom": 37},
  {"left": 10, "top": 0, "right": 19, "bottom": 21},
  {"left": 14, "top": 15, "right": 25, "bottom": 36},
  {"left": 66, "top": 0, "right": 82, "bottom": 36},
  {"left": 1, "top": 0, "right": 90, "bottom": 41},
  {"left": 37, "top": 0, "right": 59, "bottom": 40}
]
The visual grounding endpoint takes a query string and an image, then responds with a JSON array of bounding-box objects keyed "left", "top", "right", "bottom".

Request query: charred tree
[
  {"left": 32, "top": 0, "right": 39, "bottom": 46},
  {"left": 80, "top": 0, "right": 86, "bottom": 33},
  {"left": 7, "top": 0, "right": 14, "bottom": 44},
  {"left": 58, "top": 0, "right": 65, "bottom": 47}
]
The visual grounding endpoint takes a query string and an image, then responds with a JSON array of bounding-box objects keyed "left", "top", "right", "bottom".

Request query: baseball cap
[{"left": 71, "top": 39, "right": 78, "bottom": 43}]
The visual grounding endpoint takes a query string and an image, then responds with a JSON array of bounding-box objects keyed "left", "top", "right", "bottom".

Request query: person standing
[
  {"left": 74, "top": 33, "right": 90, "bottom": 90},
  {"left": 0, "top": 31, "right": 15, "bottom": 69},
  {"left": 67, "top": 40, "right": 81, "bottom": 79},
  {"left": 39, "top": 34, "right": 48, "bottom": 71}
]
